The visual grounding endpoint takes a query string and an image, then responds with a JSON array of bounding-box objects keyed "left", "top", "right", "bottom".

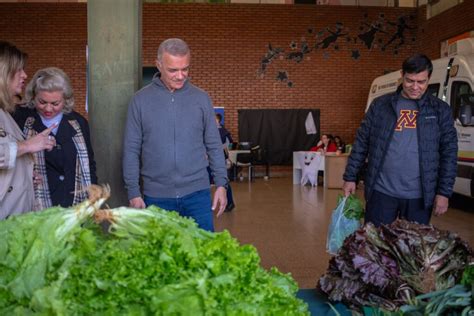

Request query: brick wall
[
  {"left": 0, "top": 3, "right": 415, "bottom": 145},
  {"left": 143, "top": 4, "right": 417, "bottom": 144},
  {"left": 1, "top": 3, "right": 472, "bottom": 146},
  {"left": 417, "top": 1, "right": 474, "bottom": 59},
  {"left": 0, "top": 3, "right": 87, "bottom": 114},
  {"left": 0, "top": 3, "right": 417, "bottom": 146},
  {"left": 0, "top": 1, "right": 474, "bottom": 142}
]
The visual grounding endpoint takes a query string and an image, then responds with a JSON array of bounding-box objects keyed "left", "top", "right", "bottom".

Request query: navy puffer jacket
[{"left": 343, "top": 91, "right": 458, "bottom": 209}]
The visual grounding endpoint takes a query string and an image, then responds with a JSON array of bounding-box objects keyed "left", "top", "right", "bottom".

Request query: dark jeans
[
  {"left": 226, "top": 184, "right": 234, "bottom": 205},
  {"left": 144, "top": 189, "right": 214, "bottom": 232},
  {"left": 365, "top": 190, "right": 431, "bottom": 227}
]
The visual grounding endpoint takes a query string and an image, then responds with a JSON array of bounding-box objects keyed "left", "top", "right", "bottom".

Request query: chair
[
  {"left": 232, "top": 144, "right": 270, "bottom": 181},
  {"left": 345, "top": 144, "right": 352, "bottom": 154},
  {"left": 250, "top": 145, "right": 270, "bottom": 179},
  {"left": 237, "top": 142, "right": 252, "bottom": 150},
  {"left": 234, "top": 152, "right": 253, "bottom": 181}
]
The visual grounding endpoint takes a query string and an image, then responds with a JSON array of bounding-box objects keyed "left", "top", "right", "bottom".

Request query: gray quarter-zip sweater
[{"left": 123, "top": 77, "right": 227, "bottom": 200}]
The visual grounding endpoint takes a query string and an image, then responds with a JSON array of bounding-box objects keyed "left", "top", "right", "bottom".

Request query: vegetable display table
[{"left": 296, "top": 289, "right": 351, "bottom": 316}]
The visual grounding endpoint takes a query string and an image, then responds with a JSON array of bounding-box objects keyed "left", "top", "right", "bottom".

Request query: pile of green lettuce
[
  {"left": 318, "top": 219, "right": 472, "bottom": 312},
  {"left": 0, "top": 189, "right": 308, "bottom": 315}
]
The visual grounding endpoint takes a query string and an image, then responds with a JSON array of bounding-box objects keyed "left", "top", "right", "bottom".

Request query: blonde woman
[
  {"left": 0, "top": 42, "right": 55, "bottom": 219},
  {"left": 15, "top": 67, "right": 97, "bottom": 208}
]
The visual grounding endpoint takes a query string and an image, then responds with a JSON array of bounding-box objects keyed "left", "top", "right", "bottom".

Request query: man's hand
[
  {"left": 129, "top": 197, "right": 146, "bottom": 209},
  {"left": 433, "top": 195, "right": 449, "bottom": 216},
  {"left": 342, "top": 181, "right": 356, "bottom": 197},
  {"left": 212, "top": 186, "right": 227, "bottom": 217}
]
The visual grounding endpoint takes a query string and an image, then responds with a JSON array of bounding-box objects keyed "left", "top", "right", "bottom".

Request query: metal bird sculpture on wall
[
  {"left": 258, "top": 43, "right": 284, "bottom": 76},
  {"left": 258, "top": 13, "right": 416, "bottom": 87},
  {"left": 315, "top": 23, "right": 348, "bottom": 49}
]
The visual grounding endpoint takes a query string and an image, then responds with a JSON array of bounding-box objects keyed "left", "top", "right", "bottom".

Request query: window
[
  {"left": 450, "top": 81, "right": 472, "bottom": 117},
  {"left": 427, "top": 83, "right": 440, "bottom": 97},
  {"left": 427, "top": 0, "right": 463, "bottom": 19},
  {"left": 142, "top": 67, "right": 159, "bottom": 88}
]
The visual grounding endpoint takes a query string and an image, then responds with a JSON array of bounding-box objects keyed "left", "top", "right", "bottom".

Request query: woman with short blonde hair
[
  {"left": 15, "top": 67, "right": 97, "bottom": 209},
  {"left": 25, "top": 67, "right": 75, "bottom": 113}
]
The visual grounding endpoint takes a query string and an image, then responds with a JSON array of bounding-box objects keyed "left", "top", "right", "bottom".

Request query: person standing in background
[
  {"left": 215, "top": 113, "right": 233, "bottom": 147},
  {"left": 0, "top": 42, "right": 56, "bottom": 219},
  {"left": 123, "top": 38, "right": 228, "bottom": 231},
  {"left": 215, "top": 113, "right": 235, "bottom": 212}
]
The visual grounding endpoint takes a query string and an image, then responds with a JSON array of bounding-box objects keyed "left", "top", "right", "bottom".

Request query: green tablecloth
[{"left": 296, "top": 289, "right": 352, "bottom": 316}]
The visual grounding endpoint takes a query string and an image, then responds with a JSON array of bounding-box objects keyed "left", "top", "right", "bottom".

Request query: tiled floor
[{"left": 215, "top": 177, "right": 474, "bottom": 289}]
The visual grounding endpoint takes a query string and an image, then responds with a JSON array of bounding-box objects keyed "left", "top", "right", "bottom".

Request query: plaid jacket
[{"left": 15, "top": 109, "right": 97, "bottom": 209}]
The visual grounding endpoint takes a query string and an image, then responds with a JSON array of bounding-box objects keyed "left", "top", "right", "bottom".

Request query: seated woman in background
[
  {"left": 14, "top": 67, "right": 97, "bottom": 209},
  {"left": 334, "top": 135, "right": 345, "bottom": 153},
  {"left": 310, "top": 133, "right": 337, "bottom": 153},
  {"left": 1, "top": 41, "right": 56, "bottom": 219}
]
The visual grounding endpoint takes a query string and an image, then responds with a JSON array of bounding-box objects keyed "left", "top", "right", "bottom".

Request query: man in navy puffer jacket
[{"left": 343, "top": 54, "right": 458, "bottom": 226}]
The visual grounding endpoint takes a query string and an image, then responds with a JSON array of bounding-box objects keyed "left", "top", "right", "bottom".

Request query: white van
[{"left": 366, "top": 38, "right": 474, "bottom": 199}]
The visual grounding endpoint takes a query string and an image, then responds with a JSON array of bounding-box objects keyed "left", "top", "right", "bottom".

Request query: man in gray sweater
[{"left": 123, "top": 38, "right": 228, "bottom": 231}]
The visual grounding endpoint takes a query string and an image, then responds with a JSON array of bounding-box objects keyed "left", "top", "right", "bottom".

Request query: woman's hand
[
  {"left": 17, "top": 124, "right": 57, "bottom": 157},
  {"left": 33, "top": 171, "right": 43, "bottom": 186}
]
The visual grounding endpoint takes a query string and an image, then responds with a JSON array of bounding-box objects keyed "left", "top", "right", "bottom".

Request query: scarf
[{"left": 39, "top": 112, "right": 63, "bottom": 135}]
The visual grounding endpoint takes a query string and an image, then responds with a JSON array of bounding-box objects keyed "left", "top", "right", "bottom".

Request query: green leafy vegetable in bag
[
  {"left": 327, "top": 196, "right": 362, "bottom": 255},
  {"left": 337, "top": 194, "right": 364, "bottom": 220}
]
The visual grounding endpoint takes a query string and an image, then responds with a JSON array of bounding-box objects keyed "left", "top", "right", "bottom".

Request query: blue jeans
[{"left": 144, "top": 189, "right": 214, "bottom": 232}]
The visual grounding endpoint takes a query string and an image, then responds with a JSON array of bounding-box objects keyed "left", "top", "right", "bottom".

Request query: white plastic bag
[{"left": 326, "top": 197, "right": 361, "bottom": 255}]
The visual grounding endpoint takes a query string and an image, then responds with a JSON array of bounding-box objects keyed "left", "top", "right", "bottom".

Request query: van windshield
[
  {"left": 427, "top": 83, "right": 440, "bottom": 97},
  {"left": 450, "top": 81, "right": 473, "bottom": 117}
]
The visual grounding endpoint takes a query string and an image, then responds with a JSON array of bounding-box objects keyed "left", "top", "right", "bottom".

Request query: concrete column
[{"left": 88, "top": 0, "right": 142, "bottom": 207}]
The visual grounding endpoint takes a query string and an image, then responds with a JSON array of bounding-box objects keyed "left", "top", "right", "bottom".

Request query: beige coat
[{"left": 0, "top": 109, "right": 34, "bottom": 219}]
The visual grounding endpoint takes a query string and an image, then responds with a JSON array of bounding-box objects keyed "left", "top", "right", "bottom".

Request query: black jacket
[
  {"left": 14, "top": 108, "right": 97, "bottom": 207},
  {"left": 343, "top": 91, "right": 458, "bottom": 209}
]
